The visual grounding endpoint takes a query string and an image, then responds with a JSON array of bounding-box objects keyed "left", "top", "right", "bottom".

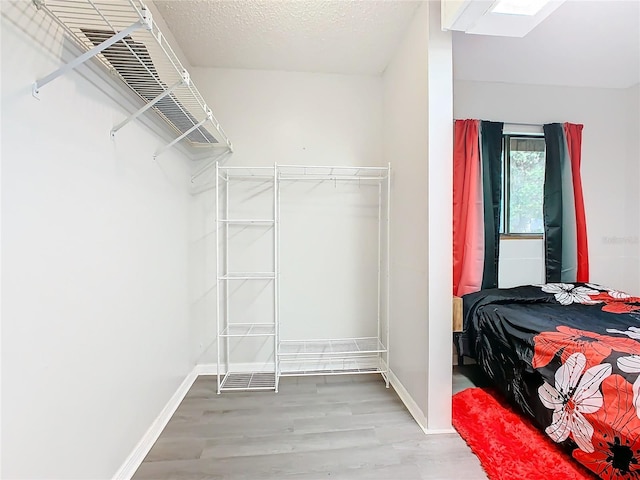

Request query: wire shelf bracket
[
  {"left": 154, "top": 108, "right": 211, "bottom": 158},
  {"left": 33, "top": 9, "right": 152, "bottom": 98},
  {"left": 30, "top": 0, "right": 233, "bottom": 156},
  {"left": 111, "top": 72, "right": 186, "bottom": 138}
]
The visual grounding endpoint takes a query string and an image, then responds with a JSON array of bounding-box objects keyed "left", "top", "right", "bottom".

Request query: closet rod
[
  {"left": 219, "top": 166, "right": 274, "bottom": 170},
  {"left": 278, "top": 164, "right": 388, "bottom": 171},
  {"left": 279, "top": 176, "right": 386, "bottom": 181},
  {"left": 455, "top": 119, "right": 541, "bottom": 127},
  {"left": 218, "top": 174, "right": 275, "bottom": 181}
]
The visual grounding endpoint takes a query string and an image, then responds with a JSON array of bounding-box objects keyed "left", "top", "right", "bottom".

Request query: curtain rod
[{"left": 455, "top": 119, "right": 543, "bottom": 127}]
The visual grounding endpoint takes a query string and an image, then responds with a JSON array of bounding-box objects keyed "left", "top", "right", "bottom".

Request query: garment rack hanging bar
[
  {"left": 218, "top": 166, "right": 275, "bottom": 171},
  {"left": 277, "top": 164, "right": 388, "bottom": 171},
  {"left": 278, "top": 175, "right": 385, "bottom": 181},
  {"left": 217, "top": 174, "right": 275, "bottom": 181}
]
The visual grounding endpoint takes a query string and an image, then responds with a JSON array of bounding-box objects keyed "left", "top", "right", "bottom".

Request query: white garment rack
[
  {"left": 31, "top": 0, "right": 232, "bottom": 154},
  {"left": 215, "top": 164, "right": 391, "bottom": 393}
]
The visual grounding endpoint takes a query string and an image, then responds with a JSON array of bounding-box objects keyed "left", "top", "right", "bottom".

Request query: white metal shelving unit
[
  {"left": 214, "top": 164, "right": 390, "bottom": 391},
  {"left": 276, "top": 165, "right": 391, "bottom": 387},
  {"left": 31, "top": 0, "right": 232, "bottom": 155},
  {"left": 215, "top": 164, "right": 278, "bottom": 393}
]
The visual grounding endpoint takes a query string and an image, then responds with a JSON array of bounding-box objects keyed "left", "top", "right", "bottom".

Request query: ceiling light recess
[
  {"left": 490, "top": 0, "right": 552, "bottom": 16},
  {"left": 441, "top": 0, "right": 565, "bottom": 37}
]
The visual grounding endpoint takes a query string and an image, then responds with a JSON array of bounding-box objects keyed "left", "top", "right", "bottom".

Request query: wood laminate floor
[{"left": 133, "top": 369, "right": 489, "bottom": 480}]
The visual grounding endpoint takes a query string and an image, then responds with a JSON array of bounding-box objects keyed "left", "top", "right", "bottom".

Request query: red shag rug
[{"left": 452, "top": 388, "right": 595, "bottom": 480}]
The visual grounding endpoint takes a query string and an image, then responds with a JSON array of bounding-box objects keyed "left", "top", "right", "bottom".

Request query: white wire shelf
[
  {"left": 278, "top": 337, "right": 387, "bottom": 356},
  {"left": 220, "top": 372, "right": 276, "bottom": 391},
  {"left": 33, "top": 0, "right": 232, "bottom": 152},
  {"left": 219, "top": 219, "right": 275, "bottom": 225},
  {"left": 278, "top": 355, "right": 383, "bottom": 376},
  {"left": 218, "top": 272, "right": 276, "bottom": 280},
  {"left": 220, "top": 324, "right": 275, "bottom": 337},
  {"left": 279, "top": 367, "right": 383, "bottom": 377}
]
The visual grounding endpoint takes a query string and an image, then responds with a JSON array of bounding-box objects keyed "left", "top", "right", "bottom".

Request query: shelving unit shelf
[
  {"left": 220, "top": 373, "right": 276, "bottom": 391},
  {"left": 219, "top": 220, "right": 275, "bottom": 225},
  {"left": 219, "top": 273, "right": 276, "bottom": 280},
  {"left": 220, "top": 324, "right": 275, "bottom": 337},
  {"left": 215, "top": 164, "right": 390, "bottom": 393}
]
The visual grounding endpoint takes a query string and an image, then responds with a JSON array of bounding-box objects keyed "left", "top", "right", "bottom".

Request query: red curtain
[
  {"left": 564, "top": 122, "right": 589, "bottom": 282},
  {"left": 453, "top": 120, "right": 485, "bottom": 296}
]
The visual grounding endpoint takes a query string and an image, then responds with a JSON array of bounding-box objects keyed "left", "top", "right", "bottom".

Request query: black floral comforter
[{"left": 461, "top": 283, "right": 640, "bottom": 479}]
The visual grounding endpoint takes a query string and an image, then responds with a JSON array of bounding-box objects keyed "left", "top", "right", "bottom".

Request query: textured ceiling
[
  {"left": 453, "top": 0, "right": 640, "bottom": 89},
  {"left": 154, "top": 0, "right": 420, "bottom": 75}
]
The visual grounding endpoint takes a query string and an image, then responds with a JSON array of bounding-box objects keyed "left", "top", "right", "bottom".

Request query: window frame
[{"left": 500, "top": 133, "right": 545, "bottom": 240}]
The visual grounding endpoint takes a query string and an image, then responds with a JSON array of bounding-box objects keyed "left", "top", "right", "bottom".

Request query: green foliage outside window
[{"left": 503, "top": 136, "right": 545, "bottom": 235}]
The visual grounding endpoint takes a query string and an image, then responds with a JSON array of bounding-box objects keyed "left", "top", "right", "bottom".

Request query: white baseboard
[
  {"left": 386, "top": 368, "right": 455, "bottom": 435},
  {"left": 113, "top": 362, "right": 276, "bottom": 478},
  {"left": 112, "top": 368, "right": 199, "bottom": 480},
  {"left": 423, "top": 427, "right": 456, "bottom": 434},
  {"left": 386, "top": 368, "right": 428, "bottom": 433}
]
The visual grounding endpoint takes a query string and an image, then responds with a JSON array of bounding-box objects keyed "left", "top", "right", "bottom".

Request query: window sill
[{"left": 500, "top": 234, "right": 544, "bottom": 240}]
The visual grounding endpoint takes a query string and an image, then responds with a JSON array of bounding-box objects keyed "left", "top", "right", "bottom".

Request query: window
[{"left": 501, "top": 134, "right": 546, "bottom": 236}]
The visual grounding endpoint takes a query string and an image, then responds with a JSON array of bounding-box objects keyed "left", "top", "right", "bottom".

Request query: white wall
[
  {"left": 382, "top": 2, "right": 453, "bottom": 432},
  {"left": 383, "top": 2, "right": 429, "bottom": 426},
  {"left": 1, "top": 3, "right": 195, "bottom": 478},
  {"left": 193, "top": 68, "right": 383, "bottom": 168},
  {"left": 499, "top": 239, "right": 545, "bottom": 288},
  {"left": 189, "top": 68, "right": 384, "bottom": 365},
  {"left": 425, "top": 1, "right": 454, "bottom": 431},
  {"left": 454, "top": 80, "right": 639, "bottom": 295}
]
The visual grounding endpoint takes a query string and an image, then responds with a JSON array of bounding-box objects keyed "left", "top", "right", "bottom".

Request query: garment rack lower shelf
[
  {"left": 219, "top": 372, "right": 276, "bottom": 391},
  {"left": 278, "top": 337, "right": 386, "bottom": 356},
  {"left": 278, "top": 337, "right": 387, "bottom": 377}
]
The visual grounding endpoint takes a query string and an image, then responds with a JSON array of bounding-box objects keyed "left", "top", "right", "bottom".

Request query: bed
[{"left": 458, "top": 282, "right": 640, "bottom": 479}]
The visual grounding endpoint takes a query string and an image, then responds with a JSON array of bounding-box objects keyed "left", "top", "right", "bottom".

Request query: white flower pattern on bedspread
[
  {"left": 538, "top": 352, "right": 611, "bottom": 452},
  {"left": 586, "top": 283, "right": 631, "bottom": 299},
  {"left": 540, "top": 283, "right": 600, "bottom": 306},
  {"left": 617, "top": 355, "right": 640, "bottom": 420},
  {"left": 607, "top": 326, "right": 640, "bottom": 340}
]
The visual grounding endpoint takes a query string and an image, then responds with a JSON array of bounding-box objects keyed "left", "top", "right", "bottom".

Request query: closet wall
[
  {"left": 382, "top": 1, "right": 453, "bottom": 432},
  {"left": 190, "top": 68, "right": 385, "bottom": 365},
  {"left": 381, "top": 3, "right": 430, "bottom": 424},
  {"left": 1, "top": 3, "right": 196, "bottom": 478}
]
